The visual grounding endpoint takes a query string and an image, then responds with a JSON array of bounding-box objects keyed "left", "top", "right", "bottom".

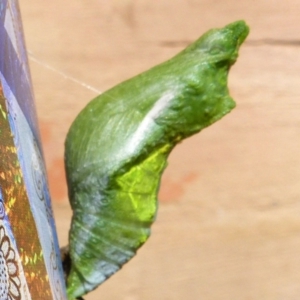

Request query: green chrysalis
[{"left": 64, "top": 20, "right": 249, "bottom": 299}]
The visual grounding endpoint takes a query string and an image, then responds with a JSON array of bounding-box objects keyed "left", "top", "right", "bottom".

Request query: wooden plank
[{"left": 21, "top": 1, "right": 300, "bottom": 299}]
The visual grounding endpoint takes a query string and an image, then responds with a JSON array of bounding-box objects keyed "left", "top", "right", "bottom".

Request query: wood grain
[{"left": 20, "top": 1, "right": 300, "bottom": 299}]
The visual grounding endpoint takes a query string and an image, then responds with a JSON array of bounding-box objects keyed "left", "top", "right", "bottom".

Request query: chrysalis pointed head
[
  {"left": 183, "top": 20, "right": 249, "bottom": 66},
  {"left": 165, "top": 21, "right": 249, "bottom": 135}
]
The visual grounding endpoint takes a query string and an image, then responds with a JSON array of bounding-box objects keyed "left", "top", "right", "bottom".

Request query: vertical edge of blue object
[{"left": 0, "top": 1, "right": 67, "bottom": 299}]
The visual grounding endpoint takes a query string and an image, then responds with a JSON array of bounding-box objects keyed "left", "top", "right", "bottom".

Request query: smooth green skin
[{"left": 65, "top": 20, "right": 249, "bottom": 299}]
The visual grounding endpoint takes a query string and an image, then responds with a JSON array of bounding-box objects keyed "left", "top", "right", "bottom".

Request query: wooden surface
[{"left": 20, "top": 1, "right": 300, "bottom": 299}]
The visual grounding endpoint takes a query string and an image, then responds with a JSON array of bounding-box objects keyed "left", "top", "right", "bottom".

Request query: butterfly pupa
[{"left": 64, "top": 20, "right": 249, "bottom": 299}]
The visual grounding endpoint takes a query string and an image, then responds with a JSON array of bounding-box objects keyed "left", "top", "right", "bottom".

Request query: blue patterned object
[{"left": 0, "top": 1, "right": 67, "bottom": 299}]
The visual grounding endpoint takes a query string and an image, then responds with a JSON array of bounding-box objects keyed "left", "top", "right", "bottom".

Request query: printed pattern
[
  {"left": 0, "top": 181, "right": 31, "bottom": 299},
  {"left": 0, "top": 225, "right": 21, "bottom": 300},
  {"left": 0, "top": 1, "right": 67, "bottom": 299}
]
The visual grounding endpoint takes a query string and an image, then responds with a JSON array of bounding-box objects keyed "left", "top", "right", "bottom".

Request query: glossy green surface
[{"left": 65, "top": 20, "right": 249, "bottom": 299}]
